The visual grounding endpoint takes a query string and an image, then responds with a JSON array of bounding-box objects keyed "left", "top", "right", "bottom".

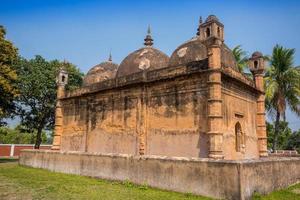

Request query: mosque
[
  {"left": 52, "top": 15, "right": 267, "bottom": 160},
  {"left": 21, "top": 15, "right": 300, "bottom": 200}
]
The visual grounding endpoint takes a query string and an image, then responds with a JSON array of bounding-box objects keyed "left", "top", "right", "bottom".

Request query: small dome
[
  {"left": 205, "top": 15, "right": 219, "bottom": 23},
  {"left": 83, "top": 57, "right": 118, "bottom": 86},
  {"left": 116, "top": 26, "right": 169, "bottom": 77},
  {"left": 169, "top": 37, "right": 237, "bottom": 69},
  {"left": 168, "top": 37, "right": 207, "bottom": 67},
  {"left": 252, "top": 51, "right": 263, "bottom": 58}
]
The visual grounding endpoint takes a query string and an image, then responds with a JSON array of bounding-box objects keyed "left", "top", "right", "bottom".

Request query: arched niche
[{"left": 235, "top": 122, "right": 245, "bottom": 152}]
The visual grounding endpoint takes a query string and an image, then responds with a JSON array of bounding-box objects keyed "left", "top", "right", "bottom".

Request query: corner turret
[{"left": 52, "top": 61, "right": 69, "bottom": 151}]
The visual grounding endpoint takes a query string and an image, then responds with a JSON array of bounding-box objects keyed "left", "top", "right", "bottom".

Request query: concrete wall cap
[{"left": 20, "top": 150, "right": 300, "bottom": 164}]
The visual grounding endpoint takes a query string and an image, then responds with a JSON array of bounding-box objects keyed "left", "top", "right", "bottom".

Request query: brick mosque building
[
  {"left": 52, "top": 15, "right": 268, "bottom": 160},
  {"left": 21, "top": 15, "right": 300, "bottom": 200}
]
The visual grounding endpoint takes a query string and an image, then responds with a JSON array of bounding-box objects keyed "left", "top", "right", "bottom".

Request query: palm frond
[
  {"left": 232, "top": 45, "right": 249, "bottom": 73},
  {"left": 266, "top": 44, "right": 299, "bottom": 118}
]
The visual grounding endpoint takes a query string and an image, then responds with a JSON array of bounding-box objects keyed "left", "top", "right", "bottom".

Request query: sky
[{"left": 1, "top": 0, "right": 300, "bottom": 130}]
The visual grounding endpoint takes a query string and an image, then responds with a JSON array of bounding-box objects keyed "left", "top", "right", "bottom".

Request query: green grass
[
  {"left": 252, "top": 184, "right": 300, "bottom": 200},
  {"left": 0, "top": 159, "right": 299, "bottom": 200},
  {"left": 0, "top": 160, "right": 212, "bottom": 200}
]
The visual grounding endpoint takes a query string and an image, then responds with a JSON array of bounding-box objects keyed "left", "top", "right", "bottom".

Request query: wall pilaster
[
  {"left": 137, "top": 85, "right": 147, "bottom": 155},
  {"left": 255, "top": 74, "right": 268, "bottom": 157}
]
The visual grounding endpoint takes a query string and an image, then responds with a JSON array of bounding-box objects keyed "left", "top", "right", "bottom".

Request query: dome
[
  {"left": 205, "top": 15, "right": 219, "bottom": 23},
  {"left": 116, "top": 47, "right": 169, "bottom": 77},
  {"left": 168, "top": 37, "right": 207, "bottom": 67},
  {"left": 252, "top": 51, "right": 263, "bottom": 58},
  {"left": 169, "top": 38, "right": 237, "bottom": 69},
  {"left": 116, "top": 26, "right": 169, "bottom": 77},
  {"left": 169, "top": 15, "right": 236, "bottom": 69},
  {"left": 83, "top": 56, "right": 118, "bottom": 86},
  {"left": 220, "top": 44, "right": 237, "bottom": 68}
]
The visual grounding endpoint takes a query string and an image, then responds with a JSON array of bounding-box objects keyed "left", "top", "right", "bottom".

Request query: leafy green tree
[
  {"left": 266, "top": 121, "right": 292, "bottom": 150},
  {"left": 0, "top": 125, "right": 48, "bottom": 144},
  {"left": 232, "top": 45, "right": 248, "bottom": 72},
  {"left": 0, "top": 25, "right": 18, "bottom": 125},
  {"left": 267, "top": 121, "right": 300, "bottom": 153},
  {"left": 286, "top": 130, "right": 300, "bottom": 153},
  {"left": 265, "top": 45, "right": 300, "bottom": 151},
  {"left": 15, "top": 56, "right": 83, "bottom": 148}
]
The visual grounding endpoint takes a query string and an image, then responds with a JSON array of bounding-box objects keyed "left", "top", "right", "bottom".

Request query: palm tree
[
  {"left": 265, "top": 44, "right": 300, "bottom": 151},
  {"left": 232, "top": 45, "right": 248, "bottom": 72}
]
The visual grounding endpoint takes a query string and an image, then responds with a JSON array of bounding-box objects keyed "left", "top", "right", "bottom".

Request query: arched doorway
[{"left": 206, "top": 27, "right": 211, "bottom": 37}]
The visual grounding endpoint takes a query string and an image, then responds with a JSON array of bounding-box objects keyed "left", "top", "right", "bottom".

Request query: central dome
[
  {"left": 116, "top": 47, "right": 169, "bottom": 77},
  {"left": 116, "top": 27, "right": 169, "bottom": 77}
]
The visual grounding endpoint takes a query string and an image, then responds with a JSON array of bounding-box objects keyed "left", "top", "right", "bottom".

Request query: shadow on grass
[{"left": 0, "top": 158, "right": 18, "bottom": 163}]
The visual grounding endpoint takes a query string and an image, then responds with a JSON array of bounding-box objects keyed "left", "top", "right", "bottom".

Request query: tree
[
  {"left": 232, "top": 45, "right": 248, "bottom": 72},
  {"left": 0, "top": 25, "right": 18, "bottom": 125},
  {"left": 0, "top": 125, "right": 48, "bottom": 144},
  {"left": 15, "top": 56, "right": 83, "bottom": 148},
  {"left": 265, "top": 45, "right": 300, "bottom": 151},
  {"left": 266, "top": 121, "right": 292, "bottom": 150},
  {"left": 286, "top": 130, "right": 300, "bottom": 153},
  {"left": 267, "top": 121, "right": 300, "bottom": 153}
]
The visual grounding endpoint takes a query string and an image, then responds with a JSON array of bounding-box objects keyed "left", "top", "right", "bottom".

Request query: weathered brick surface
[
  {"left": 52, "top": 16, "right": 267, "bottom": 160},
  {"left": 52, "top": 59, "right": 262, "bottom": 160}
]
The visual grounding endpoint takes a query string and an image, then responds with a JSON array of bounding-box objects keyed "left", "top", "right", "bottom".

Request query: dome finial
[
  {"left": 108, "top": 50, "right": 112, "bottom": 62},
  {"left": 63, "top": 58, "right": 68, "bottom": 67},
  {"left": 199, "top": 16, "right": 203, "bottom": 24},
  {"left": 144, "top": 25, "right": 153, "bottom": 46},
  {"left": 147, "top": 25, "right": 151, "bottom": 35}
]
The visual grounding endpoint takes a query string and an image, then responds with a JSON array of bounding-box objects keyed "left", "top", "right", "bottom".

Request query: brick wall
[{"left": 0, "top": 144, "right": 51, "bottom": 157}]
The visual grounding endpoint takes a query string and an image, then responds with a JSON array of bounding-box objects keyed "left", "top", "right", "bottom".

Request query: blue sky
[{"left": 1, "top": 0, "right": 300, "bottom": 130}]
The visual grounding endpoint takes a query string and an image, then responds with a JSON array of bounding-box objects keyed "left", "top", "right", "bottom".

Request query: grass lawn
[
  {"left": 0, "top": 160, "right": 211, "bottom": 200},
  {"left": 0, "top": 159, "right": 299, "bottom": 200},
  {"left": 252, "top": 184, "right": 300, "bottom": 200}
]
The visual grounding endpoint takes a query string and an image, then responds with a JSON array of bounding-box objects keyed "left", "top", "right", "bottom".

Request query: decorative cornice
[{"left": 61, "top": 60, "right": 260, "bottom": 100}]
